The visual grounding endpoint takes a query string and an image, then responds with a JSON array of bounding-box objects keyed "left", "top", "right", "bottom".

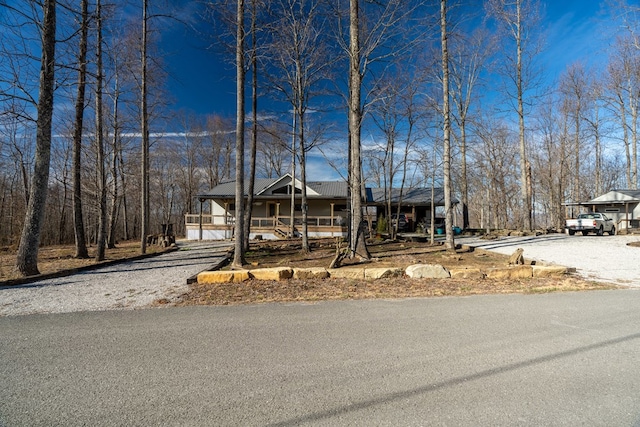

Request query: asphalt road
[{"left": 3, "top": 290, "right": 640, "bottom": 426}]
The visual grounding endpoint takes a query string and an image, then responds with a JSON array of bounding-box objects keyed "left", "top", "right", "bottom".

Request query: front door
[{"left": 268, "top": 202, "right": 277, "bottom": 218}]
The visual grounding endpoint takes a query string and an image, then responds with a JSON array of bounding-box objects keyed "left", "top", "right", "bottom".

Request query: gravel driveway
[
  {"left": 0, "top": 241, "right": 232, "bottom": 317},
  {"left": 2, "top": 234, "right": 637, "bottom": 317},
  {"left": 459, "top": 233, "right": 640, "bottom": 287}
]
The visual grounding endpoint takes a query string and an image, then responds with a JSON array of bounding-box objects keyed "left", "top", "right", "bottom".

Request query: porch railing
[{"left": 185, "top": 214, "right": 345, "bottom": 228}]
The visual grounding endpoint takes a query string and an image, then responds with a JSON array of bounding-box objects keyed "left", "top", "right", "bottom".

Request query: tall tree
[
  {"left": 450, "top": 26, "right": 493, "bottom": 230},
  {"left": 347, "top": 0, "right": 370, "bottom": 259},
  {"left": 266, "top": 0, "right": 332, "bottom": 252},
  {"left": 140, "top": 0, "right": 150, "bottom": 253},
  {"left": 233, "top": 0, "right": 246, "bottom": 268},
  {"left": 95, "top": 0, "right": 107, "bottom": 261},
  {"left": 559, "top": 62, "right": 589, "bottom": 204},
  {"left": 487, "top": 0, "right": 542, "bottom": 231},
  {"left": 440, "top": 0, "right": 455, "bottom": 250},
  {"left": 243, "top": 0, "right": 261, "bottom": 252},
  {"left": 15, "top": 0, "right": 57, "bottom": 276},
  {"left": 336, "top": 0, "right": 413, "bottom": 258},
  {"left": 72, "top": 0, "right": 90, "bottom": 258}
]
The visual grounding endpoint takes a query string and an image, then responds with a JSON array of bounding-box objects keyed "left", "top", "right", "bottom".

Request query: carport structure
[{"left": 568, "top": 189, "right": 640, "bottom": 232}]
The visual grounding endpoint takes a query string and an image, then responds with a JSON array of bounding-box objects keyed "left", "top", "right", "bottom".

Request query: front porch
[{"left": 184, "top": 214, "right": 347, "bottom": 241}]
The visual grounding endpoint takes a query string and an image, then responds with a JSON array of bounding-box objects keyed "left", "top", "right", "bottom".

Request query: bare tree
[
  {"left": 202, "top": 115, "right": 234, "bottom": 187},
  {"left": 257, "top": 121, "right": 289, "bottom": 178},
  {"left": 440, "top": 0, "right": 455, "bottom": 250},
  {"left": 369, "top": 67, "right": 423, "bottom": 239},
  {"left": 486, "top": 0, "right": 542, "bottom": 231},
  {"left": 71, "top": 0, "right": 90, "bottom": 258},
  {"left": 233, "top": 0, "right": 246, "bottom": 267},
  {"left": 531, "top": 92, "right": 566, "bottom": 229},
  {"left": 347, "top": 0, "right": 368, "bottom": 259},
  {"left": 15, "top": 0, "right": 57, "bottom": 276},
  {"left": 139, "top": 0, "right": 150, "bottom": 253},
  {"left": 334, "top": 0, "right": 417, "bottom": 258},
  {"left": 606, "top": 35, "right": 639, "bottom": 189},
  {"left": 265, "top": 0, "right": 333, "bottom": 252},
  {"left": 95, "top": 0, "right": 108, "bottom": 261},
  {"left": 449, "top": 25, "right": 494, "bottom": 230}
]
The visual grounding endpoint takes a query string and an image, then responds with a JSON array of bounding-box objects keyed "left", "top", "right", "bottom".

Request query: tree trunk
[
  {"left": 72, "top": 0, "right": 89, "bottom": 259},
  {"left": 119, "top": 149, "right": 129, "bottom": 240},
  {"left": 515, "top": 0, "right": 532, "bottom": 231},
  {"left": 243, "top": 0, "right": 258, "bottom": 252},
  {"left": 441, "top": 0, "right": 455, "bottom": 251},
  {"left": 233, "top": 0, "right": 246, "bottom": 268},
  {"left": 107, "top": 73, "right": 121, "bottom": 249},
  {"left": 95, "top": 0, "right": 107, "bottom": 261},
  {"left": 140, "top": 0, "right": 150, "bottom": 254},
  {"left": 16, "top": 0, "right": 57, "bottom": 276},
  {"left": 348, "top": 0, "right": 370, "bottom": 260},
  {"left": 460, "top": 119, "right": 469, "bottom": 230},
  {"left": 299, "top": 111, "right": 309, "bottom": 253}
]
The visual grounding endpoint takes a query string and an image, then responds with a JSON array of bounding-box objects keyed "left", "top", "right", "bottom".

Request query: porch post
[
  {"left": 224, "top": 201, "right": 229, "bottom": 239},
  {"left": 411, "top": 206, "right": 416, "bottom": 232},
  {"left": 330, "top": 203, "right": 335, "bottom": 237},
  {"left": 626, "top": 202, "right": 629, "bottom": 231},
  {"left": 198, "top": 197, "right": 205, "bottom": 241}
]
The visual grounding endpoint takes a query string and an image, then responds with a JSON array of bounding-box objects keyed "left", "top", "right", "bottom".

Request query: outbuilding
[{"left": 571, "top": 189, "right": 640, "bottom": 232}]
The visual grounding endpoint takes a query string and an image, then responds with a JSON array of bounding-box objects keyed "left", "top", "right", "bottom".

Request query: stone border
[{"left": 196, "top": 263, "right": 572, "bottom": 284}]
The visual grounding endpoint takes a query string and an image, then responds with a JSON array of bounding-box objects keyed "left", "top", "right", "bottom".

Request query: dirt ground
[
  {"left": 175, "top": 238, "right": 617, "bottom": 306},
  {"left": 0, "top": 241, "right": 167, "bottom": 281},
  {"left": 0, "top": 237, "right": 618, "bottom": 306}
]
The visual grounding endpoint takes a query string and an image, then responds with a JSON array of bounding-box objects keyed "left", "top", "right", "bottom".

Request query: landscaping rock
[
  {"left": 197, "top": 270, "right": 250, "bottom": 284},
  {"left": 249, "top": 267, "right": 293, "bottom": 281},
  {"left": 405, "top": 264, "right": 451, "bottom": 279},
  {"left": 364, "top": 268, "right": 404, "bottom": 280},
  {"left": 532, "top": 265, "right": 569, "bottom": 277},
  {"left": 327, "top": 268, "right": 365, "bottom": 279},
  {"left": 293, "top": 267, "right": 330, "bottom": 280},
  {"left": 449, "top": 268, "right": 486, "bottom": 280},
  {"left": 486, "top": 266, "right": 533, "bottom": 279}
]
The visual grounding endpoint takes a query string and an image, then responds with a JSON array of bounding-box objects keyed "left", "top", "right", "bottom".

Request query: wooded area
[{"left": 1, "top": 0, "right": 639, "bottom": 275}]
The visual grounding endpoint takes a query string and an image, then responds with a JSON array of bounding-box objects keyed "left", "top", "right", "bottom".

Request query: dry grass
[
  {"left": 0, "top": 240, "right": 167, "bottom": 281},
  {"left": 175, "top": 238, "right": 618, "bottom": 306},
  {"left": 177, "top": 276, "right": 612, "bottom": 306}
]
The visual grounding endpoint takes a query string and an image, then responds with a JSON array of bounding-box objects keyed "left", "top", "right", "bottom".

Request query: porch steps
[{"left": 274, "top": 228, "right": 288, "bottom": 238}]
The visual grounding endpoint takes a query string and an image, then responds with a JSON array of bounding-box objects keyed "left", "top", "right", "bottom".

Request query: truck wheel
[
  {"left": 582, "top": 230, "right": 589, "bottom": 236},
  {"left": 568, "top": 229, "right": 575, "bottom": 236},
  {"left": 597, "top": 226, "right": 604, "bottom": 236},
  {"left": 609, "top": 226, "right": 616, "bottom": 236}
]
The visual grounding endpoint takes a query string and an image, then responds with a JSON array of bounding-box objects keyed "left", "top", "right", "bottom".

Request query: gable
[{"left": 591, "top": 190, "right": 640, "bottom": 203}]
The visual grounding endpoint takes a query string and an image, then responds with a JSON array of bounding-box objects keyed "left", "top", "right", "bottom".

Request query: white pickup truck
[{"left": 565, "top": 212, "right": 616, "bottom": 236}]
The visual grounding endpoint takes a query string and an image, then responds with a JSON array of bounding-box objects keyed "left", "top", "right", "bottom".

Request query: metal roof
[
  {"left": 196, "top": 178, "right": 275, "bottom": 199},
  {"left": 591, "top": 189, "right": 640, "bottom": 203},
  {"left": 565, "top": 189, "right": 640, "bottom": 206},
  {"left": 369, "top": 187, "right": 454, "bottom": 206},
  {"left": 196, "top": 175, "right": 452, "bottom": 206}
]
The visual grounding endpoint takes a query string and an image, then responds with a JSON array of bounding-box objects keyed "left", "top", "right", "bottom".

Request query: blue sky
[
  {"left": 161, "top": 1, "right": 618, "bottom": 118},
  {"left": 154, "top": 1, "right": 625, "bottom": 183}
]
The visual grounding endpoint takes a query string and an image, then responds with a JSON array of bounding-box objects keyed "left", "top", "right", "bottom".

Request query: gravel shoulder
[
  {"left": 459, "top": 234, "right": 640, "bottom": 287},
  {"left": 0, "top": 241, "right": 232, "bottom": 317}
]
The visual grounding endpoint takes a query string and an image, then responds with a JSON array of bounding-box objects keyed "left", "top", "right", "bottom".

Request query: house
[
  {"left": 184, "top": 174, "right": 452, "bottom": 240},
  {"left": 569, "top": 189, "right": 640, "bottom": 231}
]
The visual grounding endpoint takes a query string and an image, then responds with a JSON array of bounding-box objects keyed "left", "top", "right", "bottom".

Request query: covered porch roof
[{"left": 564, "top": 189, "right": 640, "bottom": 206}]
